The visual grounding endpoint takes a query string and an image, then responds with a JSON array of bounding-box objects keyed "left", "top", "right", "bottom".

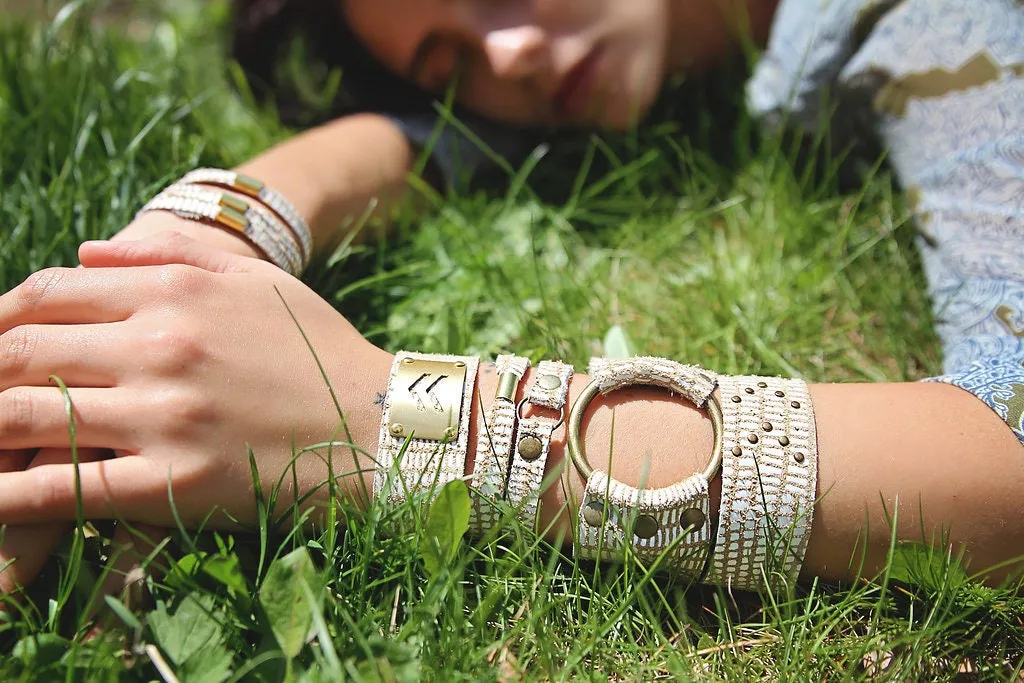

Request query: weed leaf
[
  {"left": 419, "top": 480, "right": 471, "bottom": 577},
  {"left": 602, "top": 324, "right": 637, "bottom": 359},
  {"left": 148, "top": 594, "right": 232, "bottom": 683},
  {"left": 260, "top": 547, "right": 319, "bottom": 659}
]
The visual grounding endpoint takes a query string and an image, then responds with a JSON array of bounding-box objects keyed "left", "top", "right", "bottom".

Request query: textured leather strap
[
  {"left": 180, "top": 168, "right": 313, "bottom": 269},
  {"left": 137, "top": 193, "right": 304, "bottom": 276},
  {"left": 468, "top": 355, "right": 529, "bottom": 536},
  {"left": 160, "top": 185, "right": 304, "bottom": 276},
  {"left": 373, "top": 352, "right": 479, "bottom": 505},
  {"left": 505, "top": 360, "right": 574, "bottom": 525},
  {"left": 707, "top": 375, "right": 818, "bottom": 590},
  {"left": 577, "top": 471, "right": 711, "bottom": 575},
  {"left": 573, "top": 357, "right": 720, "bottom": 577}
]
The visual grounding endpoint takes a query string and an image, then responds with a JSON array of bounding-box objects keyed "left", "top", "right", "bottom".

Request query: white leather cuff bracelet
[
  {"left": 373, "top": 352, "right": 479, "bottom": 505},
  {"left": 707, "top": 375, "right": 818, "bottom": 590}
]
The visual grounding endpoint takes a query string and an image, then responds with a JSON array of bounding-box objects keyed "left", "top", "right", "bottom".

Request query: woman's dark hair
[{"left": 230, "top": 0, "right": 435, "bottom": 126}]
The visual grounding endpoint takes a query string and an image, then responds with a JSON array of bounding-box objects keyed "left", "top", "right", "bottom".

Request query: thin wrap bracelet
[
  {"left": 136, "top": 193, "right": 302, "bottom": 276},
  {"left": 468, "top": 355, "right": 530, "bottom": 536},
  {"left": 180, "top": 168, "right": 313, "bottom": 269},
  {"left": 158, "top": 185, "right": 304, "bottom": 276}
]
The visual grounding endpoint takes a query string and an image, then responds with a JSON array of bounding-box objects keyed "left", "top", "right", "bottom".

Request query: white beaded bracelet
[
  {"left": 179, "top": 168, "right": 313, "bottom": 269},
  {"left": 136, "top": 193, "right": 302, "bottom": 276}
]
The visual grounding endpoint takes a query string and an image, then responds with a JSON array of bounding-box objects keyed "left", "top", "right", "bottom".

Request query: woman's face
[{"left": 342, "top": 0, "right": 671, "bottom": 130}]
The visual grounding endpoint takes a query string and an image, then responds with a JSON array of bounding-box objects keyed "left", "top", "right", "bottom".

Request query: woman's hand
[{"left": 0, "top": 233, "right": 390, "bottom": 529}]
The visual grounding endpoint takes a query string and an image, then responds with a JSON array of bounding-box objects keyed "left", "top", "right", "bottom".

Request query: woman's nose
[{"left": 482, "top": 25, "right": 550, "bottom": 79}]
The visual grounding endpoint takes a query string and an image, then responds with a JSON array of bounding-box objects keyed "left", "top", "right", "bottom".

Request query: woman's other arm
[{"left": 111, "top": 113, "right": 417, "bottom": 258}]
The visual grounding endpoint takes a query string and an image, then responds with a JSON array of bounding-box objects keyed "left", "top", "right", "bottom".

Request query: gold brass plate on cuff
[{"left": 388, "top": 357, "right": 469, "bottom": 442}]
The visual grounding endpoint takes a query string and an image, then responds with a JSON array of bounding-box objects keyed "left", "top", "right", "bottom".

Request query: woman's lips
[{"left": 553, "top": 46, "right": 604, "bottom": 121}]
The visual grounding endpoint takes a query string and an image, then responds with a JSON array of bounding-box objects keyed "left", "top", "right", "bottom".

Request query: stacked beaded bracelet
[
  {"left": 136, "top": 168, "right": 313, "bottom": 276},
  {"left": 180, "top": 169, "right": 313, "bottom": 266}
]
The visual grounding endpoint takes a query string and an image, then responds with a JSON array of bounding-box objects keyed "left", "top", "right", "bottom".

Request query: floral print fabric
[{"left": 749, "top": 0, "right": 1024, "bottom": 444}]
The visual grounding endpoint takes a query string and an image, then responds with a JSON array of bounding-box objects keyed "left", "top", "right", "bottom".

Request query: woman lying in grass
[{"left": 0, "top": 0, "right": 1022, "bottom": 598}]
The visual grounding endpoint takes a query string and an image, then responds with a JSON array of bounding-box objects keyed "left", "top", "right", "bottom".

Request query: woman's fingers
[
  {"left": 0, "top": 266, "right": 145, "bottom": 331},
  {"left": 0, "top": 457, "right": 173, "bottom": 524},
  {"left": 0, "top": 448, "right": 106, "bottom": 595},
  {"left": 80, "top": 233, "right": 259, "bottom": 274},
  {"left": 0, "top": 523, "right": 70, "bottom": 595},
  {"left": 0, "top": 387, "right": 137, "bottom": 450},
  {"left": 0, "top": 323, "right": 124, "bottom": 391}
]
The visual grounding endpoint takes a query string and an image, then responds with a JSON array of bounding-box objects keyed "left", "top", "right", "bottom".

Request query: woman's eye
[{"left": 417, "top": 40, "right": 465, "bottom": 93}]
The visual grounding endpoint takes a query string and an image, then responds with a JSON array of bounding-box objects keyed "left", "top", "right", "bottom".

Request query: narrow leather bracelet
[
  {"left": 160, "top": 185, "right": 304, "bottom": 276},
  {"left": 505, "top": 360, "right": 574, "bottom": 526},
  {"left": 570, "top": 357, "right": 721, "bottom": 578},
  {"left": 706, "top": 375, "right": 818, "bottom": 590},
  {"left": 180, "top": 168, "right": 313, "bottom": 269},
  {"left": 136, "top": 194, "right": 302, "bottom": 276},
  {"left": 373, "top": 352, "right": 479, "bottom": 505},
  {"left": 468, "top": 355, "right": 530, "bottom": 537}
]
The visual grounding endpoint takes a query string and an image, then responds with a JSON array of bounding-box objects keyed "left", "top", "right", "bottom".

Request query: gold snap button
[
  {"left": 583, "top": 501, "right": 605, "bottom": 527},
  {"left": 518, "top": 436, "right": 543, "bottom": 461},
  {"left": 633, "top": 514, "right": 659, "bottom": 539},
  {"left": 537, "top": 374, "right": 562, "bottom": 391},
  {"left": 680, "top": 508, "right": 706, "bottom": 532}
]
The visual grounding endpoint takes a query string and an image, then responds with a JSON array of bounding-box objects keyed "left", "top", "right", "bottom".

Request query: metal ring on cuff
[
  {"left": 517, "top": 397, "right": 566, "bottom": 431},
  {"left": 567, "top": 379, "right": 724, "bottom": 482}
]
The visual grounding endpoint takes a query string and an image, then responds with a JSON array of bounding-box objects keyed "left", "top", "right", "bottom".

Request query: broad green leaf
[
  {"left": 419, "top": 480, "right": 471, "bottom": 577},
  {"left": 203, "top": 553, "right": 249, "bottom": 598},
  {"left": 602, "top": 324, "right": 637, "bottom": 359},
  {"left": 179, "top": 637, "right": 234, "bottom": 683},
  {"left": 148, "top": 594, "right": 232, "bottom": 683},
  {"left": 889, "top": 541, "right": 968, "bottom": 592},
  {"left": 165, "top": 551, "right": 203, "bottom": 590},
  {"left": 259, "top": 547, "right": 320, "bottom": 659}
]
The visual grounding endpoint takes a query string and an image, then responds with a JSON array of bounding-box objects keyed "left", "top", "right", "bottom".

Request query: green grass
[{"left": 1, "top": 4, "right": 1022, "bottom": 681}]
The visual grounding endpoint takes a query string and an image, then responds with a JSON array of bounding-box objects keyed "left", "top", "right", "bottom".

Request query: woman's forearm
[
  {"left": 235, "top": 113, "right": 416, "bottom": 253},
  {"left": 464, "top": 367, "right": 1024, "bottom": 586}
]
